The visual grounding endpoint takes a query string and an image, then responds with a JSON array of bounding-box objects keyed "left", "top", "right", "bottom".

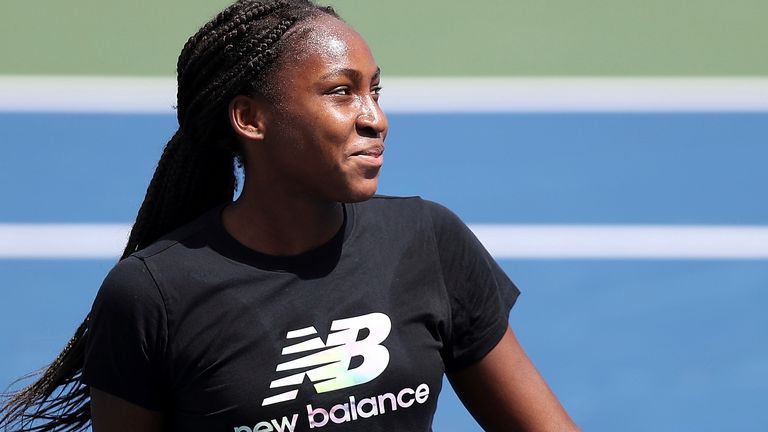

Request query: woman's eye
[
  {"left": 330, "top": 87, "right": 351, "bottom": 95},
  {"left": 371, "top": 85, "right": 383, "bottom": 96}
]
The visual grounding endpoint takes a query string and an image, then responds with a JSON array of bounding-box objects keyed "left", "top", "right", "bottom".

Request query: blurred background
[{"left": 1, "top": 0, "right": 767, "bottom": 430}]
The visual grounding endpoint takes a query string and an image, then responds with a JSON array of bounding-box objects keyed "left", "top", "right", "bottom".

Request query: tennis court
[
  {"left": 2, "top": 0, "right": 768, "bottom": 429},
  {"left": 2, "top": 109, "right": 767, "bottom": 431}
]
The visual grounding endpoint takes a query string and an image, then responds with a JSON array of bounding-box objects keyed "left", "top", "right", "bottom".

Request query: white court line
[
  {"left": 2, "top": 76, "right": 768, "bottom": 113},
  {"left": 2, "top": 224, "right": 768, "bottom": 259},
  {"left": 0, "top": 76, "right": 177, "bottom": 114},
  {"left": 469, "top": 225, "right": 768, "bottom": 259},
  {"left": 0, "top": 225, "right": 131, "bottom": 259}
]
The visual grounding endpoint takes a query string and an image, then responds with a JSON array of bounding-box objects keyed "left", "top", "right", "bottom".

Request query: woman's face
[{"left": 254, "top": 15, "right": 388, "bottom": 204}]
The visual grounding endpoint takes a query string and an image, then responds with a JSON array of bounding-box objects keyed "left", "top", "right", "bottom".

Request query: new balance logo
[{"left": 262, "top": 312, "right": 392, "bottom": 406}]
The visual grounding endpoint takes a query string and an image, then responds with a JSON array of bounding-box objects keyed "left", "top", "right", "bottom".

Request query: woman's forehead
[
  {"left": 262, "top": 14, "right": 378, "bottom": 102},
  {"left": 301, "top": 16, "right": 352, "bottom": 58},
  {"left": 282, "top": 15, "right": 371, "bottom": 67}
]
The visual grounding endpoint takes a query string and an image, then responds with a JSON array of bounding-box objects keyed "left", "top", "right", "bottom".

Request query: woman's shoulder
[
  {"left": 130, "top": 205, "right": 223, "bottom": 261},
  {"left": 361, "top": 195, "right": 464, "bottom": 229},
  {"left": 94, "top": 255, "right": 163, "bottom": 315},
  {"left": 98, "top": 205, "right": 224, "bottom": 297},
  {"left": 359, "top": 194, "right": 452, "bottom": 218}
]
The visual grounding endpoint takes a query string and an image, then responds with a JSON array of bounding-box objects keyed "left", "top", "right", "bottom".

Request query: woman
[{"left": 1, "top": 1, "right": 579, "bottom": 430}]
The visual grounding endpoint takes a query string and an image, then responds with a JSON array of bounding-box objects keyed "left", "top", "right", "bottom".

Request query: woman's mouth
[
  {"left": 350, "top": 145, "right": 385, "bottom": 167},
  {"left": 351, "top": 146, "right": 384, "bottom": 158}
]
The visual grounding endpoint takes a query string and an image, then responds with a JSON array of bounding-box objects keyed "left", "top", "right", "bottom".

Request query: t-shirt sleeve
[
  {"left": 82, "top": 256, "right": 170, "bottom": 411},
  {"left": 426, "top": 200, "right": 520, "bottom": 372}
]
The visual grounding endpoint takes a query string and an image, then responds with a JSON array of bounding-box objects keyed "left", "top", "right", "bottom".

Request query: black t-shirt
[{"left": 83, "top": 196, "right": 519, "bottom": 432}]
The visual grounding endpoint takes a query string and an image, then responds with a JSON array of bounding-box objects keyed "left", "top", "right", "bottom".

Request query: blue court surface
[{"left": 2, "top": 112, "right": 768, "bottom": 431}]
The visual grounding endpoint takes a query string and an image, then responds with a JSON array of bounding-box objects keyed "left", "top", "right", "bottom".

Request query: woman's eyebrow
[{"left": 319, "top": 67, "right": 381, "bottom": 81}]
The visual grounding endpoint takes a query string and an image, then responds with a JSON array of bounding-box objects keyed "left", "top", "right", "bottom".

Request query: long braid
[
  {"left": 187, "top": 18, "right": 296, "bottom": 119},
  {"left": 0, "top": 1, "right": 339, "bottom": 430},
  {"left": 181, "top": 0, "right": 289, "bottom": 77}
]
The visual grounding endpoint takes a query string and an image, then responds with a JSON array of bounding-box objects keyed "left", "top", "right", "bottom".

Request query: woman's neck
[{"left": 221, "top": 185, "right": 344, "bottom": 257}]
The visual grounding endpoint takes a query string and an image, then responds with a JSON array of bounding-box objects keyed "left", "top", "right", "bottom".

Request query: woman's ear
[{"left": 228, "top": 95, "right": 268, "bottom": 141}]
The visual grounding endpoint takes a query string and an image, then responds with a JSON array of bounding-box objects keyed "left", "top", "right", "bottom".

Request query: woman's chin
[{"left": 341, "top": 181, "right": 379, "bottom": 203}]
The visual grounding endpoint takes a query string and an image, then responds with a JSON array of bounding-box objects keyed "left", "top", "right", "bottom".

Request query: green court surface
[{"left": 2, "top": 0, "right": 768, "bottom": 76}]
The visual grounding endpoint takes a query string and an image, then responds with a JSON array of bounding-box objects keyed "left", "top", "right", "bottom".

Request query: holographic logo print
[{"left": 262, "top": 312, "right": 392, "bottom": 406}]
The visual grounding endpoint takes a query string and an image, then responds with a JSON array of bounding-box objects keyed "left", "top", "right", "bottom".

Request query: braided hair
[{"left": 0, "top": 1, "right": 338, "bottom": 430}]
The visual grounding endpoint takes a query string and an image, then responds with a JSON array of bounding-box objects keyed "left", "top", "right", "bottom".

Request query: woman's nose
[{"left": 356, "top": 97, "right": 388, "bottom": 138}]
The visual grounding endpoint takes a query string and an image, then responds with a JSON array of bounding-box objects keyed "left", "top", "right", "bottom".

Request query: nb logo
[{"left": 262, "top": 312, "right": 392, "bottom": 406}]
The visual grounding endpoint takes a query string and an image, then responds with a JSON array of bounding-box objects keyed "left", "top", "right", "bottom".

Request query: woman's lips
[
  {"left": 350, "top": 146, "right": 384, "bottom": 167},
  {"left": 351, "top": 146, "right": 384, "bottom": 157}
]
